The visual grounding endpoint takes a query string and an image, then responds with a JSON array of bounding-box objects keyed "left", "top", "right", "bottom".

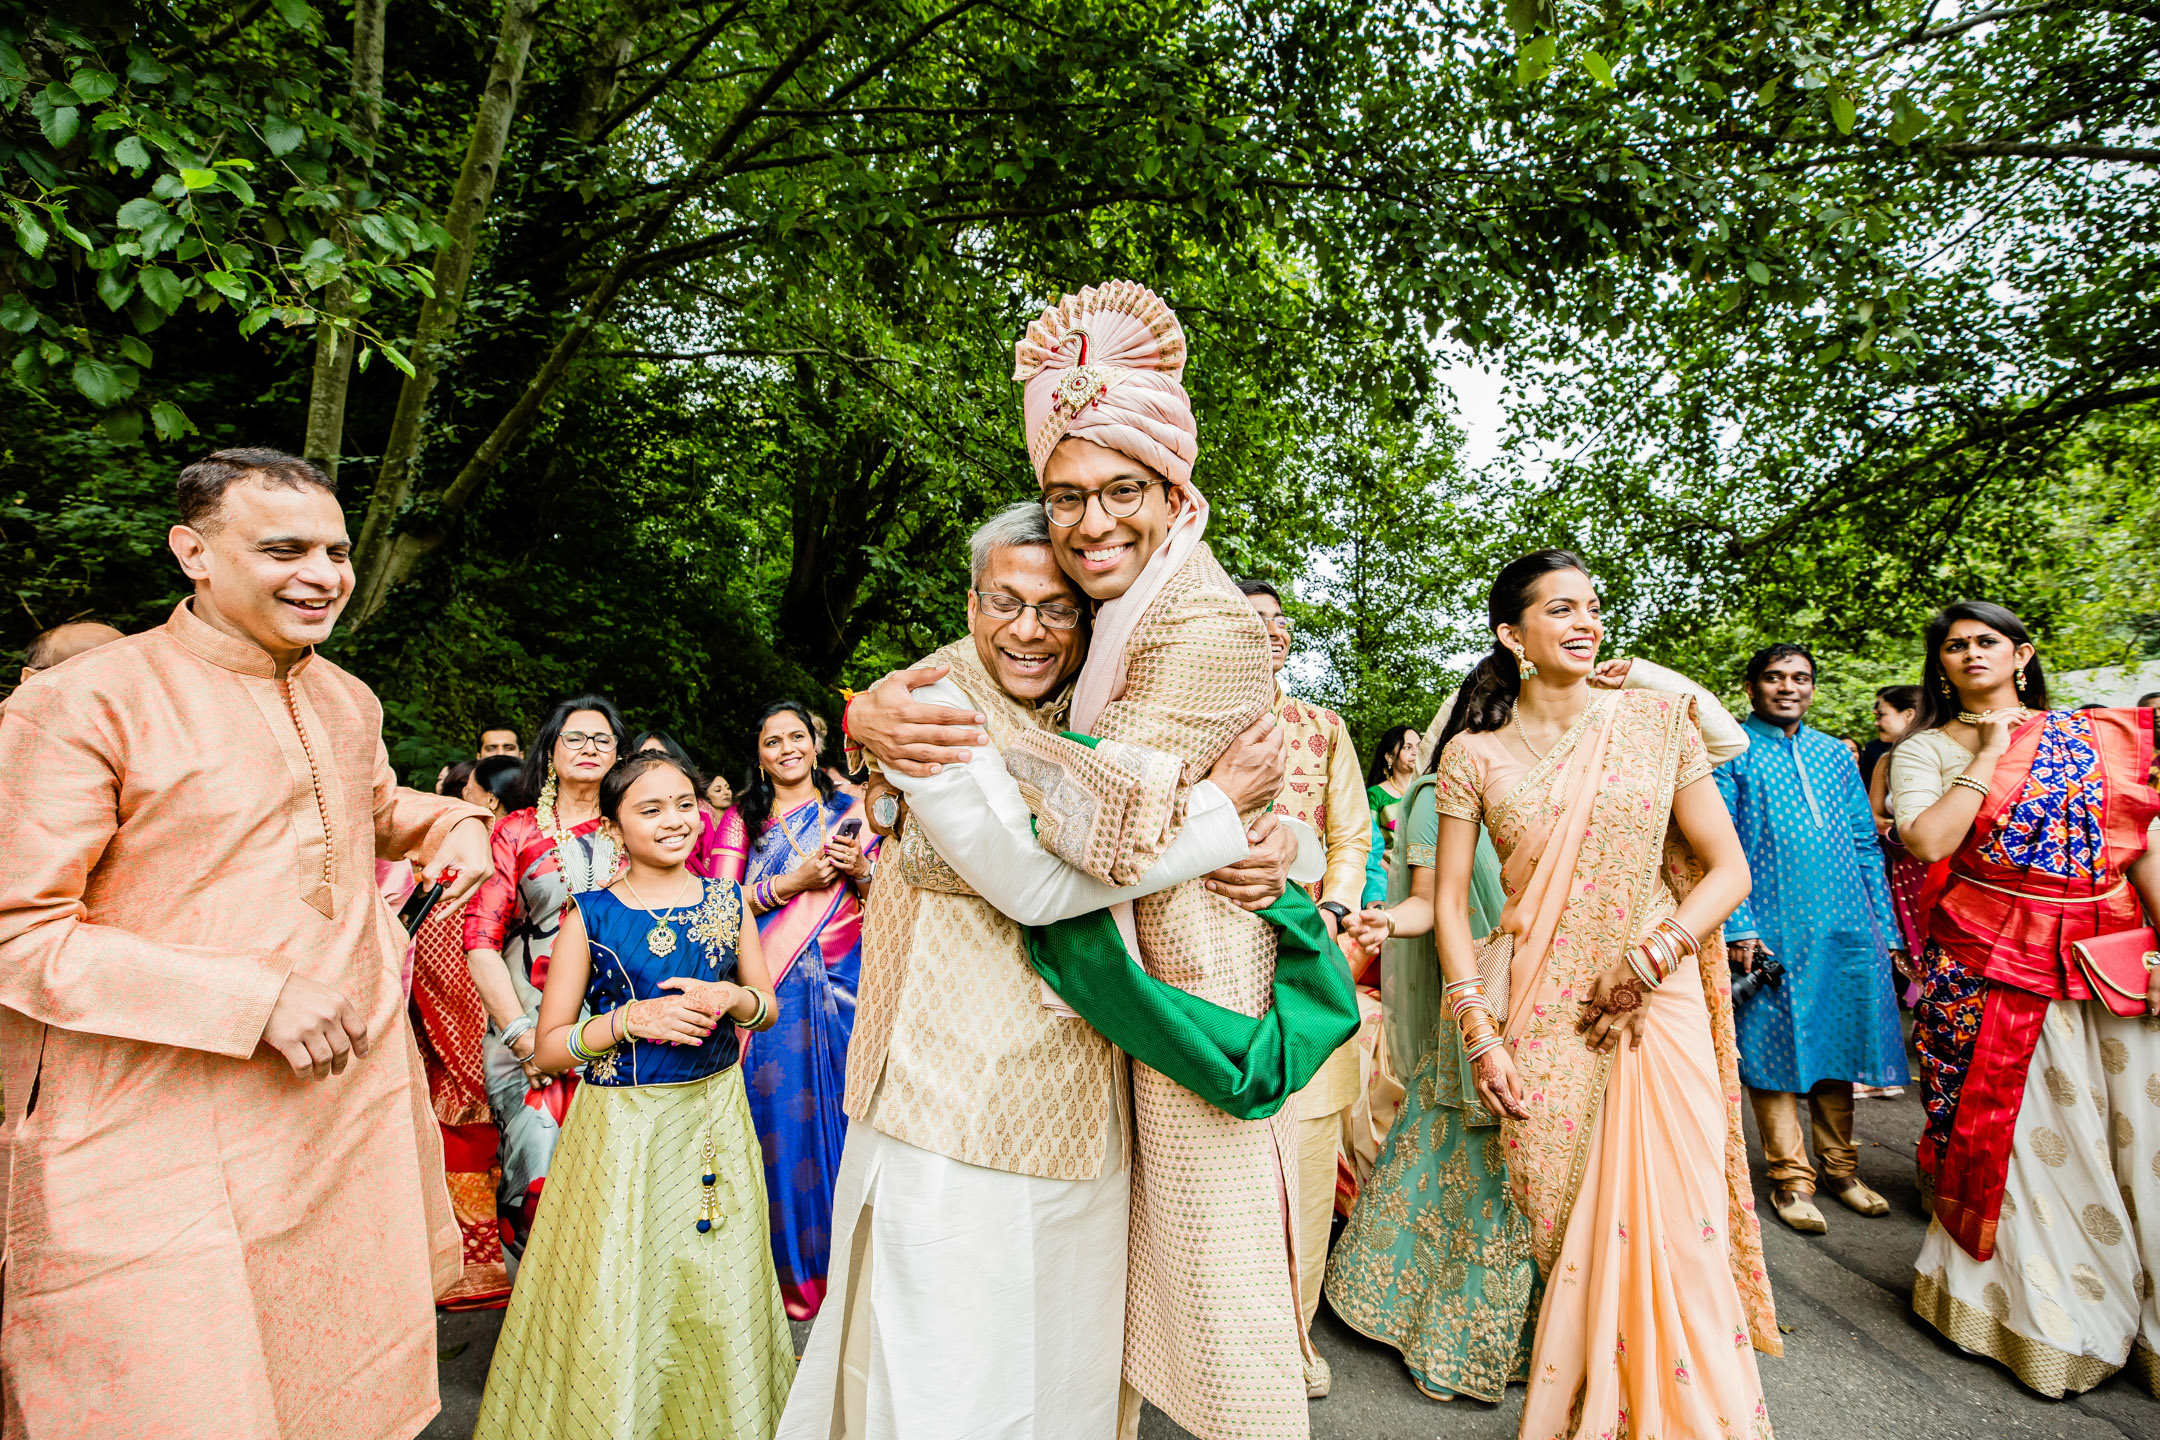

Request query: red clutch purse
[{"left": 2068, "top": 927, "right": 2159, "bottom": 1018}]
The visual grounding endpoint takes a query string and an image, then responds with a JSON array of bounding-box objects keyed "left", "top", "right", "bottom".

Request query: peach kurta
[{"left": 0, "top": 600, "right": 486, "bottom": 1440}]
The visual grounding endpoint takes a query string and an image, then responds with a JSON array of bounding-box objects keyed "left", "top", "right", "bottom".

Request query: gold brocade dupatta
[{"left": 1492, "top": 688, "right": 1780, "bottom": 1355}]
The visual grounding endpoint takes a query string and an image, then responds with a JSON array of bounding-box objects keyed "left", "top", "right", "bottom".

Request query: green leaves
[
  {"left": 33, "top": 83, "right": 80, "bottom": 147},
  {"left": 1581, "top": 51, "right": 1613, "bottom": 88},
  {"left": 263, "top": 114, "right": 305, "bottom": 157},
  {"left": 1829, "top": 92, "right": 1856, "bottom": 135},
  {"left": 136, "top": 265, "right": 184, "bottom": 313},
  {"left": 1515, "top": 34, "right": 1557, "bottom": 84},
  {"left": 71, "top": 357, "right": 133, "bottom": 407},
  {"left": 150, "top": 399, "right": 196, "bottom": 441}
]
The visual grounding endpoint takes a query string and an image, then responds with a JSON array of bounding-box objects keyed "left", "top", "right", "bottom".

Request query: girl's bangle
[
  {"left": 566, "top": 1018, "right": 607, "bottom": 1066},
  {"left": 1464, "top": 1033, "right": 1505, "bottom": 1064},
  {"left": 1950, "top": 774, "right": 1990, "bottom": 798}
]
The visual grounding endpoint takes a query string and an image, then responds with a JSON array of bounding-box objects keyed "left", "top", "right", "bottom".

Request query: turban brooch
[{"left": 1013, "top": 280, "right": 1197, "bottom": 484}]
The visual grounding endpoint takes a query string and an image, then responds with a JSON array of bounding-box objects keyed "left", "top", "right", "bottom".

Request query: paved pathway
[{"left": 426, "top": 1084, "right": 2160, "bottom": 1439}]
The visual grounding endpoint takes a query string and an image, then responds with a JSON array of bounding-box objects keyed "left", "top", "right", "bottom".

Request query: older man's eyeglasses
[
  {"left": 559, "top": 731, "right": 618, "bottom": 752},
  {"left": 973, "top": 590, "right": 1084, "bottom": 630},
  {"left": 1041, "top": 479, "right": 1169, "bottom": 528}
]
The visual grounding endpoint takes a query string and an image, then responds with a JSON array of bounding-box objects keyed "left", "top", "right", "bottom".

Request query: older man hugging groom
[{"left": 787, "top": 281, "right": 1339, "bottom": 1440}]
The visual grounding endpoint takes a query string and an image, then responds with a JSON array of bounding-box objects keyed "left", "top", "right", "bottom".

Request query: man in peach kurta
[{"left": 0, "top": 448, "right": 492, "bottom": 1440}]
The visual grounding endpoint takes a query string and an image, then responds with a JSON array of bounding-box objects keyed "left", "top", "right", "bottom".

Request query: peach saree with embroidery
[{"left": 1431, "top": 688, "right": 1779, "bottom": 1440}]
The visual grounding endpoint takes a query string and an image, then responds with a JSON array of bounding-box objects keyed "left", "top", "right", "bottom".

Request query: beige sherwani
[
  {"left": 778, "top": 640, "right": 1251, "bottom": 1440},
  {"left": 0, "top": 600, "right": 486, "bottom": 1440},
  {"left": 1005, "top": 544, "right": 1310, "bottom": 1440}
]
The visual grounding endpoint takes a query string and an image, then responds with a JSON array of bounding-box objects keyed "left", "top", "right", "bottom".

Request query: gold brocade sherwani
[
  {"left": 1004, "top": 543, "right": 1309, "bottom": 1440},
  {"left": 0, "top": 600, "right": 486, "bottom": 1440},
  {"left": 1272, "top": 689, "right": 1369, "bottom": 1118},
  {"left": 844, "top": 640, "right": 1121, "bottom": 1180}
]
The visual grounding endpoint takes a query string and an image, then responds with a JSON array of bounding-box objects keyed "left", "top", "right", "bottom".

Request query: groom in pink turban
[{"left": 847, "top": 282, "right": 1315, "bottom": 1440}]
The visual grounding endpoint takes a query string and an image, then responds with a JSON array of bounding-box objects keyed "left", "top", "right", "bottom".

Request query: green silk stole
[{"left": 1020, "top": 732, "right": 1361, "bottom": 1121}]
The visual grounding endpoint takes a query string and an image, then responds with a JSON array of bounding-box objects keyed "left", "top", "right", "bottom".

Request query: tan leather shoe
[
  {"left": 1304, "top": 1351, "right": 1333, "bottom": 1399},
  {"left": 1773, "top": 1186, "right": 1828, "bottom": 1234},
  {"left": 1826, "top": 1175, "right": 1890, "bottom": 1217}
]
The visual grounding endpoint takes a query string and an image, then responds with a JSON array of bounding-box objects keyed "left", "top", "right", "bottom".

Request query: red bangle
[{"left": 840, "top": 688, "right": 860, "bottom": 741}]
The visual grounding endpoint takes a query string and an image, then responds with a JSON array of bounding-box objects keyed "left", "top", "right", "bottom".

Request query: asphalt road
[{"left": 425, "top": 1082, "right": 2160, "bottom": 1439}]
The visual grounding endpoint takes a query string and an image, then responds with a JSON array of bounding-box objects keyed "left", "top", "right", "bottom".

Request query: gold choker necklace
[{"left": 1957, "top": 706, "right": 2032, "bottom": 726}]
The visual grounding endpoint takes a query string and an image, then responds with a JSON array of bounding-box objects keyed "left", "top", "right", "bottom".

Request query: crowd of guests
[{"left": 0, "top": 281, "right": 2156, "bottom": 1440}]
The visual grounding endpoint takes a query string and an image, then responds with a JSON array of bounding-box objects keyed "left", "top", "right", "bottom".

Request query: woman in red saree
[
  {"left": 1890, "top": 600, "right": 2160, "bottom": 1396},
  {"left": 1428, "top": 550, "right": 1779, "bottom": 1440}
]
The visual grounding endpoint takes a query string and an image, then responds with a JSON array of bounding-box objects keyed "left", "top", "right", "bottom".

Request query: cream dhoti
[{"left": 785, "top": 1096, "right": 1129, "bottom": 1439}]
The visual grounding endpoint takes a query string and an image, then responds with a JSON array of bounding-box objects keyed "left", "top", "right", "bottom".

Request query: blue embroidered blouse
[{"left": 576, "top": 880, "right": 744, "bottom": 1087}]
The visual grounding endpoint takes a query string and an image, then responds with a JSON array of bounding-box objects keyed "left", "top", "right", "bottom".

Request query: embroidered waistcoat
[{"left": 843, "top": 640, "right": 1123, "bottom": 1181}]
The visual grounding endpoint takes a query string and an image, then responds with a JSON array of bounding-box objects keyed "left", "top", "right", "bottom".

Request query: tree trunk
[
  {"left": 349, "top": 0, "right": 540, "bottom": 618},
  {"left": 301, "top": 0, "right": 385, "bottom": 481}
]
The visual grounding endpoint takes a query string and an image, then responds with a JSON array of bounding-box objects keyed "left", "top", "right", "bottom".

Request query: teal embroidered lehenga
[{"left": 1322, "top": 773, "right": 1540, "bottom": 1402}]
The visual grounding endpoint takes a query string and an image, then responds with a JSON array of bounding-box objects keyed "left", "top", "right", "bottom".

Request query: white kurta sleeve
[
  {"left": 885, "top": 678, "right": 1251, "bottom": 926},
  {"left": 1625, "top": 658, "right": 1750, "bottom": 766}
]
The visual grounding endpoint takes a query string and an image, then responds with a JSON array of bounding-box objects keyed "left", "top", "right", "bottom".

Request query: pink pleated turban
[{"left": 1012, "top": 280, "right": 1197, "bottom": 485}]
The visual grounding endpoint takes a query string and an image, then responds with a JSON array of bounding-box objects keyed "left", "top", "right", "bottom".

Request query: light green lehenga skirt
[
  {"left": 474, "top": 1065, "right": 796, "bottom": 1440},
  {"left": 1322, "top": 1023, "right": 1540, "bottom": 1402},
  {"left": 1323, "top": 789, "right": 1537, "bottom": 1403}
]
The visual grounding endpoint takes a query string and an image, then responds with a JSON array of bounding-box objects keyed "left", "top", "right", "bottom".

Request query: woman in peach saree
[{"left": 1427, "top": 550, "right": 1781, "bottom": 1440}]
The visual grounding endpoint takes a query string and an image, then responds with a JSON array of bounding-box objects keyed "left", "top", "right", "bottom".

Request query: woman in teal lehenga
[{"left": 1322, "top": 769, "right": 1539, "bottom": 1403}]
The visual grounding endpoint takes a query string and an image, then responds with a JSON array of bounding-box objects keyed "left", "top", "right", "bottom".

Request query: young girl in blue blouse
[{"left": 475, "top": 751, "right": 795, "bottom": 1440}]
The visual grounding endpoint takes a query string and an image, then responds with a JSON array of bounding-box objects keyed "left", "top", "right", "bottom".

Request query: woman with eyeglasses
[
  {"left": 462, "top": 694, "right": 631, "bottom": 1255},
  {"left": 710, "top": 700, "right": 878, "bottom": 1319}
]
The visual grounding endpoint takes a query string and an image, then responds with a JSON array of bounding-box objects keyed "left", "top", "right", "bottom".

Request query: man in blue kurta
[{"left": 1717, "top": 643, "right": 1910, "bottom": 1236}]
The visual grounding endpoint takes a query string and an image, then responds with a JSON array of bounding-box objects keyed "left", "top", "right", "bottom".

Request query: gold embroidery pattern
[{"left": 686, "top": 878, "right": 742, "bottom": 956}]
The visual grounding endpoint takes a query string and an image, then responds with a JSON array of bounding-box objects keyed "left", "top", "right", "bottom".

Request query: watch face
[{"left": 872, "top": 791, "right": 900, "bottom": 828}]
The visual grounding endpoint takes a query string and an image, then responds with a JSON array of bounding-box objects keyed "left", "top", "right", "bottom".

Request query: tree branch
[
  {"left": 1733, "top": 380, "right": 2160, "bottom": 555},
  {"left": 594, "top": 0, "right": 756, "bottom": 140},
  {"left": 1856, "top": 4, "right": 2066, "bottom": 60},
  {"left": 1941, "top": 139, "right": 2160, "bottom": 163},
  {"left": 165, "top": 0, "right": 275, "bottom": 61},
  {"left": 595, "top": 346, "right": 908, "bottom": 362}
]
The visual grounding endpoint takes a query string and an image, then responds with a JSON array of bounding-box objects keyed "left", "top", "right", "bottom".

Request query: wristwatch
[{"left": 1317, "top": 901, "right": 1351, "bottom": 929}]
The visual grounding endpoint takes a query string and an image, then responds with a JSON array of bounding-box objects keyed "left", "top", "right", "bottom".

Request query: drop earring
[{"left": 1512, "top": 644, "right": 1538, "bottom": 680}]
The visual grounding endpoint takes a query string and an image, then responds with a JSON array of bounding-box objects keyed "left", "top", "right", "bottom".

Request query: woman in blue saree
[{"left": 713, "top": 701, "right": 877, "bottom": 1319}]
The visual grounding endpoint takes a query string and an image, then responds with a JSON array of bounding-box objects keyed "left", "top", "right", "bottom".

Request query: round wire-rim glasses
[{"left": 1041, "top": 479, "right": 1171, "bottom": 528}]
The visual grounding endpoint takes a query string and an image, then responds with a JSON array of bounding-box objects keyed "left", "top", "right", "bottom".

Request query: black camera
[{"left": 1731, "top": 955, "right": 1785, "bottom": 1004}]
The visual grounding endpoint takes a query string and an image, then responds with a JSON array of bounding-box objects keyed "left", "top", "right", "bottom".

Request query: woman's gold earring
[
  {"left": 1513, "top": 645, "right": 1538, "bottom": 680},
  {"left": 2014, "top": 665, "right": 2028, "bottom": 697}
]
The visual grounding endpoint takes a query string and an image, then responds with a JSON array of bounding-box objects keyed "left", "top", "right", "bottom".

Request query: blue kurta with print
[{"left": 1716, "top": 715, "right": 1910, "bottom": 1092}]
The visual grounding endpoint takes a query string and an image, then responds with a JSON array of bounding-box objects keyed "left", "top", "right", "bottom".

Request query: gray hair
[{"left": 968, "top": 502, "right": 1053, "bottom": 586}]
